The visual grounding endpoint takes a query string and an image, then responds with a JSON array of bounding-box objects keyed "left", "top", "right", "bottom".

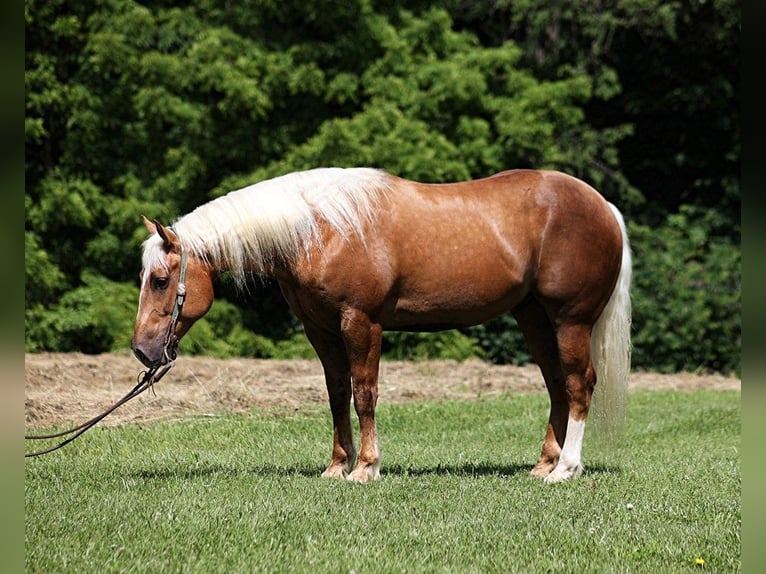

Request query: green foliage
[
  {"left": 24, "top": 0, "right": 739, "bottom": 373},
  {"left": 25, "top": 230, "right": 66, "bottom": 305},
  {"left": 25, "top": 390, "right": 740, "bottom": 573},
  {"left": 180, "top": 299, "right": 317, "bottom": 360},
  {"left": 181, "top": 299, "right": 278, "bottom": 359},
  {"left": 464, "top": 316, "right": 531, "bottom": 365},
  {"left": 382, "top": 330, "right": 483, "bottom": 361},
  {"left": 448, "top": 0, "right": 740, "bottom": 217},
  {"left": 25, "top": 272, "right": 137, "bottom": 354},
  {"left": 630, "top": 207, "right": 741, "bottom": 374},
  {"left": 272, "top": 333, "right": 319, "bottom": 360},
  {"left": 252, "top": 7, "right": 601, "bottom": 184}
]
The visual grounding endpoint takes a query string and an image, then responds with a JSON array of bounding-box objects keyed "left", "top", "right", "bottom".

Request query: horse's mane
[{"left": 143, "top": 168, "right": 393, "bottom": 287}]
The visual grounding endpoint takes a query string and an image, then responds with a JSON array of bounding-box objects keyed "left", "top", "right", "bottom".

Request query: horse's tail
[{"left": 590, "top": 203, "right": 632, "bottom": 444}]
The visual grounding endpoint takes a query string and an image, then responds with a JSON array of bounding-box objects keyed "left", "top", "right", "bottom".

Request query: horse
[{"left": 132, "top": 167, "right": 631, "bottom": 483}]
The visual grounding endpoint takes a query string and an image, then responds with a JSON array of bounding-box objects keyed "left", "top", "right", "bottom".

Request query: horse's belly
[{"left": 381, "top": 270, "right": 528, "bottom": 330}]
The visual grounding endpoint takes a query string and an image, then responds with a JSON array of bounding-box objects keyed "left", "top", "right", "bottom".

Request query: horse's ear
[
  {"left": 141, "top": 215, "right": 157, "bottom": 235},
  {"left": 151, "top": 219, "right": 179, "bottom": 252}
]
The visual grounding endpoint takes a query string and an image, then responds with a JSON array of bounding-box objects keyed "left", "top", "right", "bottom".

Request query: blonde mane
[{"left": 142, "top": 168, "right": 393, "bottom": 287}]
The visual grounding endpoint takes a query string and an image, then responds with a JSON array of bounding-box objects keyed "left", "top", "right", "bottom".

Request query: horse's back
[
  {"left": 386, "top": 169, "right": 621, "bottom": 276},
  {"left": 372, "top": 170, "right": 622, "bottom": 328}
]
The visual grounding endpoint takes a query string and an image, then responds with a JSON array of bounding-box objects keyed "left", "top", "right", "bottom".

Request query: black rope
[{"left": 24, "top": 363, "right": 174, "bottom": 457}]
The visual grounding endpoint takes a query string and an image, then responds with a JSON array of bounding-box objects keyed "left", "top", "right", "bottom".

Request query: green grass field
[{"left": 25, "top": 389, "right": 740, "bottom": 573}]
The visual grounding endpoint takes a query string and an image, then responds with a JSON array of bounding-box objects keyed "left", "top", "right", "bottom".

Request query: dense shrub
[
  {"left": 629, "top": 207, "right": 740, "bottom": 374},
  {"left": 463, "top": 317, "right": 531, "bottom": 366},
  {"left": 382, "top": 331, "right": 483, "bottom": 362},
  {"left": 25, "top": 272, "right": 138, "bottom": 354},
  {"left": 176, "top": 299, "right": 315, "bottom": 360}
]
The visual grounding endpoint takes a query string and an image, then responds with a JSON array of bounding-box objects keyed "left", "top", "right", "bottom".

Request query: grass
[{"left": 25, "top": 390, "right": 740, "bottom": 573}]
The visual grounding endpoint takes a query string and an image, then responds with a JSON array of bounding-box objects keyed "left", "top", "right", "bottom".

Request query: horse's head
[{"left": 131, "top": 217, "right": 214, "bottom": 368}]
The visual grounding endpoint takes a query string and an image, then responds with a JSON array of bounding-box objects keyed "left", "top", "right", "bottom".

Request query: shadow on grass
[
  {"left": 384, "top": 462, "right": 531, "bottom": 477},
  {"left": 131, "top": 461, "right": 618, "bottom": 480}
]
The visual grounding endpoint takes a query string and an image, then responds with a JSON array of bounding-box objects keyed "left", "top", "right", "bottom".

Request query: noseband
[{"left": 161, "top": 233, "right": 188, "bottom": 365}]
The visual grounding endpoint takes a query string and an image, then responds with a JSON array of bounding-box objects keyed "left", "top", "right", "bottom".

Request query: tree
[{"left": 25, "top": 0, "right": 740, "bottom": 373}]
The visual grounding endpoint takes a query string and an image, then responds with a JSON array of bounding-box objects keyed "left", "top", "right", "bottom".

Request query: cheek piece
[{"left": 161, "top": 233, "right": 187, "bottom": 365}]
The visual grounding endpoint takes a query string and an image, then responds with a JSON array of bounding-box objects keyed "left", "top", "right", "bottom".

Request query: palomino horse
[{"left": 132, "top": 168, "right": 631, "bottom": 483}]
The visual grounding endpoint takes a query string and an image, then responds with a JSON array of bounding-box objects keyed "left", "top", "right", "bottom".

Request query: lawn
[{"left": 25, "top": 389, "right": 740, "bottom": 573}]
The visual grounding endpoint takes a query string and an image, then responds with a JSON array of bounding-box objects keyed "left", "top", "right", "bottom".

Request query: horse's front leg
[
  {"left": 340, "top": 308, "right": 383, "bottom": 483},
  {"left": 303, "top": 322, "right": 356, "bottom": 479}
]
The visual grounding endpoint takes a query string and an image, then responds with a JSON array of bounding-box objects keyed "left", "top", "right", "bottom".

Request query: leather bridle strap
[{"left": 161, "top": 233, "right": 188, "bottom": 364}]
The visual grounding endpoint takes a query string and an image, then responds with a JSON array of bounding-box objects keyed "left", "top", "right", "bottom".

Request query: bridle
[
  {"left": 161, "top": 234, "right": 188, "bottom": 365},
  {"left": 25, "top": 233, "right": 189, "bottom": 457}
]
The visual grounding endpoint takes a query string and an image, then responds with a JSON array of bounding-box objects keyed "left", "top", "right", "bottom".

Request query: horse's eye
[{"left": 152, "top": 277, "right": 170, "bottom": 290}]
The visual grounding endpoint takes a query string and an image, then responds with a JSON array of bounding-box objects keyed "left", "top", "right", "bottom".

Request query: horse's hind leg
[
  {"left": 544, "top": 321, "right": 597, "bottom": 483},
  {"left": 303, "top": 322, "right": 356, "bottom": 479},
  {"left": 512, "top": 299, "right": 568, "bottom": 479}
]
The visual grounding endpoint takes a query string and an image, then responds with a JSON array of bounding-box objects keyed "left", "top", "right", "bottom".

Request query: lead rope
[
  {"left": 25, "top": 239, "right": 189, "bottom": 458},
  {"left": 24, "top": 364, "right": 173, "bottom": 457}
]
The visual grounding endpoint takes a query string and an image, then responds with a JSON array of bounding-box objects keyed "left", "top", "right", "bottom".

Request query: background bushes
[
  {"left": 629, "top": 209, "right": 740, "bottom": 374},
  {"left": 25, "top": 0, "right": 740, "bottom": 374}
]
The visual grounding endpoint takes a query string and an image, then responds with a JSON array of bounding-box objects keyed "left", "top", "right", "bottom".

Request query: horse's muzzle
[
  {"left": 131, "top": 335, "right": 176, "bottom": 368},
  {"left": 132, "top": 320, "right": 181, "bottom": 368},
  {"left": 132, "top": 345, "right": 162, "bottom": 369}
]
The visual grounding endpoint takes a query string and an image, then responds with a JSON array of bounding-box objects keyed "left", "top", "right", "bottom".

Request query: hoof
[
  {"left": 321, "top": 464, "right": 350, "bottom": 479},
  {"left": 529, "top": 460, "right": 556, "bottom": 479},
  {"left": 544, "top": 462, "right": 583, "bottom": 484},
  {"left": 346, "top": 462, "right": 381, "bottom": 483}
]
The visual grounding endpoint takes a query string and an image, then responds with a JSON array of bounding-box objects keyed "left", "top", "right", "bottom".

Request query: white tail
[{"left": 589, "top": 203, "right": 632, "bottom": 444}]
